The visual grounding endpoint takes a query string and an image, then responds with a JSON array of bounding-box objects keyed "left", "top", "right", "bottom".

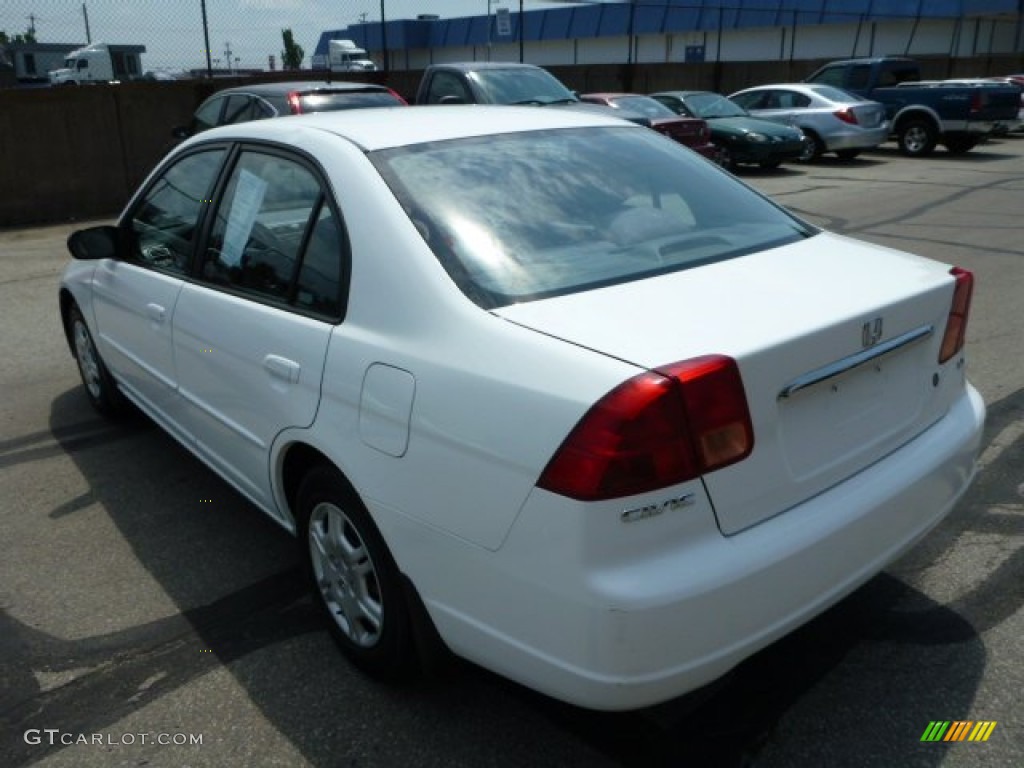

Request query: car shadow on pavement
[{"left": 7, "top": 383, "right": 1019, "bottom": 767}]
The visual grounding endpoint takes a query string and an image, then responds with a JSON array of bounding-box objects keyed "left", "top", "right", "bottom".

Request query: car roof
[
  {"left": 652, "top": 90, "right": 714, "bottom": 97},
  {"left": 188, "top": 104, "right": 636, "bottom": 153},
  {"left": 426, "top": 61, "right": 543, "bottom": 72},
  {"left": 206, "top": 80, "right": 387, "bottom": 97},
  {"left": 584, "top": 92, "right": 651, "bottom": 100}
]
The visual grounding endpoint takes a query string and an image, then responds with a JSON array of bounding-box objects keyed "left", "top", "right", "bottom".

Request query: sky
[{"left": 1, "top": 1, "right": 597, "bottom": 71}]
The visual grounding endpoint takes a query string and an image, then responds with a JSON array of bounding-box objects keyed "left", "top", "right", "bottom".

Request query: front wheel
[
  {"left": 799, "top": 131, "right": 824, "bottom": 162},
  {"left": 69, "top": 304, "right": 127, "bottom": 417},
  {"left": 716, "top": 144, "right": 736, "bottom": 171},
  {"left": 897, "top": 119, "right": 938, "bottom": 157},
  {"left": 297, "top": 466, "right": 416, "bottom": 680}
]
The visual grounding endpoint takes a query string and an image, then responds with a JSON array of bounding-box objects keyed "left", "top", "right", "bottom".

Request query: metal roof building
[{"left": 314, "top": 0, "right": 1023, "bottom": 70}]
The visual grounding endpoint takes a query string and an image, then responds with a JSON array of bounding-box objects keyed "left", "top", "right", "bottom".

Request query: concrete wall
[{"left": 2, "top": 54, "right": 1021, "bottom": 229}]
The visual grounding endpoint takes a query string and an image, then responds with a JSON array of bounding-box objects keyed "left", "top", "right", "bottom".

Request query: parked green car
[{"left": 651, "top": 90, "right": 807, "bottom": 170}]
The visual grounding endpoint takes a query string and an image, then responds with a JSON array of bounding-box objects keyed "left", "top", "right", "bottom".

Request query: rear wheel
[
  {"left": 897, "top": 119, "right": 938, "bottom": 157},
  {"left": 297, "top": 465, "right": 416, "bottom": 680},
  {"left": 835, "top": 149, "right": 861, "bottom": 160},
  {"left": 69, "top": 304, "right": 128, "bottom": 417}
]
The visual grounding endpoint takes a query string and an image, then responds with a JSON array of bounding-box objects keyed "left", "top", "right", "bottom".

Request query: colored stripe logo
[{"left": 921, "top": 721, "right": 997, "bottom": 742}]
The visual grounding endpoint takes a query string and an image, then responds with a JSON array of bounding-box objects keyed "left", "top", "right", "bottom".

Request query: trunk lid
[
  {"left": 496, "top": 232, "right": 964, "bottom": 534},
  {"left": 850, "top": 101, "right": 887, "bottom": 128},
  {"left": 651, "top": 117, "right": 708, "bottom": 148}
]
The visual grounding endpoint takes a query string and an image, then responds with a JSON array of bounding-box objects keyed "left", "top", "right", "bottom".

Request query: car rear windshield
[
  {"left": 371, "top": 126, "right": 814, "bottom": 309},
  {"left": 297, "top": 90, "right": 400, "bottom": 112},
  {"left": 609, "top": 95, "right": 680, "bottom": 119}
]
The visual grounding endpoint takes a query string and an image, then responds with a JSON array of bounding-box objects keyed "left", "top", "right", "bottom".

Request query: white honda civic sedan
[{"left": 59, "top": 106, "right": 984, "bottom": 711}]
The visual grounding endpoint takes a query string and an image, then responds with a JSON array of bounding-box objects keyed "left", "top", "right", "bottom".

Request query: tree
[
  {"left": 0, "top": 29, "right": 38, "bottom": 45},
  {"left": 281, "top": 29, "right": 304, "bottom": 70}
]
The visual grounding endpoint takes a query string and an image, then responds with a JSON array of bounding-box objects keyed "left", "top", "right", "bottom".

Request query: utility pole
[
  {"left": 201, "top": 0, "right": 213, "bottom": 78},
  {"left": 82, "top": 4, "right": 91, "bottom": 43},
  {"left": 380, "top": 0, "right": 389, "bottom": 73},
  {"left": 224, "top": 41, "right": 234, "bottom": 74},
  {"left": 519, "top": 0, "right": 524, "bottom": 62}
]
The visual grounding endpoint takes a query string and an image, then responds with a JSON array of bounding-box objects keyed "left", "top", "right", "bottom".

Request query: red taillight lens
[
  {"left": 834, "top": 107, "right": 858, "bottom": 125},
  {"left": 938, "top": 266, "right": 974, "bottom": 363},
  {"left": 387, "top": 87, "right": 409, "bottom": 105},
  {"left": 969, "top": 92, "right": 983, "bottom": 115},
  {"left": 287, "top": 91, "right": 302, "bottom": 114},
  {"left": 537, "top": 355, "right": 754, "bottom": 501}
]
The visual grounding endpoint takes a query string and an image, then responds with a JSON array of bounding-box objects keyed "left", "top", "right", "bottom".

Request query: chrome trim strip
[{"left": 778, "top": 325, "right": 934, "bottom": 399}]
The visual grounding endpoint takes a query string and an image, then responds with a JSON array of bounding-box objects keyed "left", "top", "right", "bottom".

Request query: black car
[{"left": 174, "top": 81, "right": 407, "bottom": 139}]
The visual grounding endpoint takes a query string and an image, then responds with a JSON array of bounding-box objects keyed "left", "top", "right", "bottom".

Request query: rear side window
[
  {"left": 808, "top": 66, "right": 846, "bottom": 88},
  {"left": 223, "top": 95, "right": 258, "bottom": 124},
  {"left": 424, "top": 72, "right": 472, "bottom": 104},
  {"left": 201, "top": 151, "right": 344, "bottom": 317},
  {"left": 129, "top": 149, "right": 226, "bottom": 274}
]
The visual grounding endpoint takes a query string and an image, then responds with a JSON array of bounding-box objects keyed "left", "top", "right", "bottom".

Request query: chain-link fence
[{"left": 0, "top": 0, "right": 387, "bottom": 78}]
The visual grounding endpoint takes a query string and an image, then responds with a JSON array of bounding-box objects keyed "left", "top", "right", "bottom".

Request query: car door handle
[
  {"left": 263, "top": 354, "right": 301, "bottom": 383},
  {"left": 146, "top": 303, "right": 166, "bottom": 324}
]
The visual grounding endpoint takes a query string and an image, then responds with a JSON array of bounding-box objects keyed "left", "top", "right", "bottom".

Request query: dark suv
[{"left": 174, "top": 81, "right": 407, "bottom": 138}]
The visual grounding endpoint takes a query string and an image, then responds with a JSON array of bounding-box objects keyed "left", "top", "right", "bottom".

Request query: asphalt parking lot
[{"left": 2, "top": 136, "right": 1023, "bottom": 767}]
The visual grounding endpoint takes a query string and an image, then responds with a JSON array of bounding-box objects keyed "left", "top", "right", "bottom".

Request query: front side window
[
  {"left": 372, "top": 127, "right": 812, "bottom": 309},
  {"left": 193, "top": 97, "right": 225, "bottom": 132},
  {"left": 425, "top": 72, "right": 472, "bottom": 104},
  {"left": 129, "top": 149, "right": 226, "bottom": 274},
  {"left": 201, "top": 151, "right": 343, "bottom": 316}
]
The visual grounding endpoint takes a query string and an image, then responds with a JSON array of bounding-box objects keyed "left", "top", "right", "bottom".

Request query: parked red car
[{"left": 579, "top": 92, "right": 721, "bottom": 163}]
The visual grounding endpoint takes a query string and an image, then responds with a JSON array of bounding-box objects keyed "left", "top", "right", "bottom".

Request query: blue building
[{"left": 314, "top": 1, "right": 1023, "bottom": 71}]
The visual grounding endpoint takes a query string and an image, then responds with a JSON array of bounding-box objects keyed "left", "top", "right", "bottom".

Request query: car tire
[
  {"left": 835, "top": 149, "right": 861, "bottom": 161},
  {"left": 897, "top": 119, "right": 938, "bottom": 157},
  {"left": 296, "top": 465, "right": 416, "bottom": 680},
  {"left": 799, "top": 131, "right": 824, "bottom": 162},
  {"left": 716, "top": 144, "right": 736, "bottom": 171},
  {"left": 69, "top": 304, "right": 128, "bottom": 417}
]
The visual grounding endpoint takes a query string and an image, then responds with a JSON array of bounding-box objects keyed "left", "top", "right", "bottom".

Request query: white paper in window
[{"left": 220, "top": 168, "right": 268, "bottom": 267}]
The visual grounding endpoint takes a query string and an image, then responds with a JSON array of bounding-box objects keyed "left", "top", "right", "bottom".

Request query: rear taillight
[
  {"left": 537, "top": 355, "right": 754, "bottom": 501},
  {"left": 386, "top": 87, "right": 409, "bottom": 105},
  {"left": 938, "top": 267, "right": 974, "bottom": 363},
  {"left": 287, "top": 91, "right": 302, "bottom": 114},
  {"left": 969, "top": 92, "right": 983, "bottom": 115},
  {"left": 834, "top": 107, "right": 859, "bottom": 125}
]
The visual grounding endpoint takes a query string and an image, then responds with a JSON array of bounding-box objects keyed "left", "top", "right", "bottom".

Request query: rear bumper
[
  {"left": 824, "top": 124, "right": 889, "bottom": 151},
  {"left": 419, "top": 383, "right": 984, "bottom": 710}
]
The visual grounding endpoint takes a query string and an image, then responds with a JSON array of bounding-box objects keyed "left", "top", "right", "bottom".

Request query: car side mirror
[
  {"left": 67, "top": 226, "right": 121, "bottom": 260},
  {"left": 171, "top": 125, "right": 191, "bottom": 140}
]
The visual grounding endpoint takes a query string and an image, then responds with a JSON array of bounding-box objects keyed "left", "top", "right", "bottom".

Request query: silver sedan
[{"left": 729, "top": 83, "right": 888, "bottom": 162}]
